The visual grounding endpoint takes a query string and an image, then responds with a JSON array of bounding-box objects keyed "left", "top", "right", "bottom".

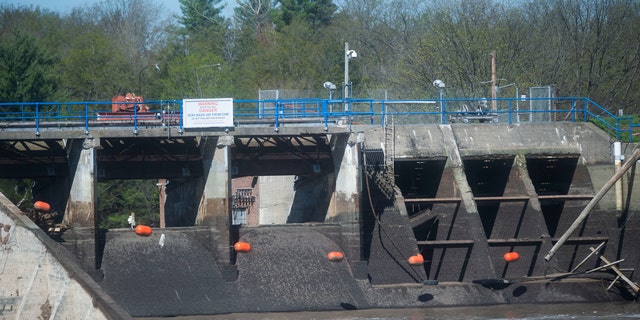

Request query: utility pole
[{"left": 491, "top": 50, "right": 497, "bottom": 111}]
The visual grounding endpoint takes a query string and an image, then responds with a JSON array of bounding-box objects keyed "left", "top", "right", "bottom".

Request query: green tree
[
  {"left": 179, "top": 0, "right": 226, "bottom": 33},
  {"left": 58, "top": 26, "right": 132, "bottom": 101},
  {"left": 97, "top": 180, "right": 160, "bottom": 229},
  {"left": 234, "top": 0, "right": 276, "bottom": 45},
  {"left": 271, "top": 0, "right": 337, "bottom": 30},
  {"left": 0, "top": 179, "right": 32, "bottom": 209},
  {"left": 0, "top": 31, "right": 59, "bottom": 102}
]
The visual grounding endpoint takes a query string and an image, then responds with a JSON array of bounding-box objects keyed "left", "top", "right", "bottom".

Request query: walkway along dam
[{"left": 0, "top": 97, "right": 639, "bottom": 318}]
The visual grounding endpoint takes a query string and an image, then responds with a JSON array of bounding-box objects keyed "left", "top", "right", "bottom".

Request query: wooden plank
[
  {"left": 571, "top": 241, "right": 606, "bottom": 273},
  {"left": 589, "top": 247, "right": 640, "bottom": 293},
  {"left": 538, "top": 194, "right": 594, "bottom": 200},
  {"left": 409, "top": 209, "right": 437, "bottom": 228},
  {"left": 404, "top": 197, "right": 461, "bottom": 203},
  {"left": 551, "top": 236, "right": 609, "bottom": 244},
  {"left": 607, "top": 275, "right": 621, "bottom": 290},
  {"left": 473, "top": 196, "right": 529, "bottom": 202},
  {"left": 487, "top": 238, "right": 543, "bottom": 245},
  {"left": 585, "top": 259, "right": 624, "bottom": 274},
  {"left": 417, "top": 240, "right": 475, "bottom": 247}
]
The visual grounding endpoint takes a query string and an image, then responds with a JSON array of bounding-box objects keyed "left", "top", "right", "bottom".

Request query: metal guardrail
[{"left": 0, "top": 97, "right": 633, "bottom": 141}]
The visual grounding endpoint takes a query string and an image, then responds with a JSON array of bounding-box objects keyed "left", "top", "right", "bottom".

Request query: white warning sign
[{"left": 182, "top": 98, "right": 233, "bottom": 128}]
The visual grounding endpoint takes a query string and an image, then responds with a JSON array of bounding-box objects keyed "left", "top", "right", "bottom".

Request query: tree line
[
  {"left": 1, "top": 0, "right": 638, "bottom": 110},
  {"left": 1, "top": 0, "right": 639, "bottom": 227}
]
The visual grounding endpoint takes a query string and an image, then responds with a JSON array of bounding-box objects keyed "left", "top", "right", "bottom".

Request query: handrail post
[
  {"left": 441, "top": 98, "right": 447, "bottom": 124},
  {"left": 179, "top": 100, "right": 184, "bottom": 134},
  {"left": 274, "top": 100, "right": 280, "bottom": 131},
  {"left": 381, "top": 101, "right": 386, "bottom": 127},
  {"left": 84, "top": 103, "right": 90, "bottom": 135},
  {"left": 133, "top": 101, "right": 139, "bottom": 134},
  {"left": 322, "top": 100, "right": 328, "bottom": 130},
  {"left": 35, "top": 103, "right": 40, "bottom": 136}
]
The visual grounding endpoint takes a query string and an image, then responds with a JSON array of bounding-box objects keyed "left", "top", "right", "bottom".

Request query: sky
[{"left": 0, "top": 0, "right": 236, "bottom": 17}]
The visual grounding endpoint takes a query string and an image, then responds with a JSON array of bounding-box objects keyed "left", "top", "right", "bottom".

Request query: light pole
[
  {"left": 196, "top": 63, "right": 222, "bottom": 98},
  {"left": 344, "top": 42, "right": 357, "bottom": 111},
  {"left": 138, "top": 63, "right": 160, "bottom": 97}
]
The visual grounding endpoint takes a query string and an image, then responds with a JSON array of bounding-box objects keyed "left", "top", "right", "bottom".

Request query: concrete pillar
[
  {"left": 513, "top": 154, "right": 554, "bottom": 275},
  {"left": 440, "top": 125, "right": 496, "bottom": 280},
  {"left": 63, "top": 138, "right": 97, "bottom": 227},
  {"left": 196, "top": 136, "right": 232, "bottom": 264},
  {"left": 60, "top": 138, "right": 98, "bottom": 270},
  {"left": 327, "top": 133, "right": 362, "bottom": 260}
]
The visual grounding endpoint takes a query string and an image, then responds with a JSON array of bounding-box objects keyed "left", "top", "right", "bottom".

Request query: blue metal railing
[{"left": 0, "top": 97, "right": 633, "bottom": 141}]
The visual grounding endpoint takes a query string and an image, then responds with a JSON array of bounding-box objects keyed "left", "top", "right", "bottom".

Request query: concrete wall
[
  {"left": 259, "top": 176, "right": 296, "bottom": 224},
  {"left": 0, "top": 193, "right": 131, "bottom": 320},
  {"left": 359, "top": 122, "right": 612, "bottom": 164}
]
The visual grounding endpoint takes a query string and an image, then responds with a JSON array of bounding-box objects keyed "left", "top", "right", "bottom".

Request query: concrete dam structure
[{"left": 1, "top": 118, "right": 639, "bottom": 318}]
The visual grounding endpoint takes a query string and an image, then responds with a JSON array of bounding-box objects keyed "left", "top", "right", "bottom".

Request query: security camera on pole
[
  {"left": 324, "top": 81, "right": 337, "bottom": 113},
  {"left": 433, "top": 79, "right": 445, "bottom": 102},
  {"left": 324, "top": 81, "right": 336, "bottom": 99},
  {"left": 433, "top": 79, "right": 445, "bottom": 123},
  {"left": 344, "top": 42, "right": 357, "bottom": 112}
]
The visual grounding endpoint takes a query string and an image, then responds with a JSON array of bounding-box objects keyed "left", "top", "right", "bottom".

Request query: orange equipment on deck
[{"left": 111, "top": 93, "right": 149, "bottom": 113}]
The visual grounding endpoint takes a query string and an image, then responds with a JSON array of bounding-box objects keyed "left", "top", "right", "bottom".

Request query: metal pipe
[{"left": 614, "top": 141, "right": 623, "bottom": 211}]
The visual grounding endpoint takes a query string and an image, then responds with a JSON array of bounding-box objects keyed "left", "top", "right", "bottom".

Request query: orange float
[
  {"left": 134, "top": 225, "right": 153, "bottom": 237},
  {"left": 33, "top": 201, "right": 51, "bottom": 213},
  {"left": 408, "top": 254, "right": 424, "bottom": 266},
  {"left": 327, "top": 251, "right": 344, "bottom": 262},
  {"left": 233, "top": 241, "right": 251, "bottom": 253},
  {"left": 503, "top": 251, "right": 520, "bottom": 263}
]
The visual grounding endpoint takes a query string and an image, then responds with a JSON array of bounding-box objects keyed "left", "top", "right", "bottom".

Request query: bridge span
[{"left": 1, "top": 98, "right": 640, "bottom": 317}]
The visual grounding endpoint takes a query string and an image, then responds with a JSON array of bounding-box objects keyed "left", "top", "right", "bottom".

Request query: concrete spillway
[
  {"left": 0, "top": 194, "right": 132, "bottom": 319},
  {"left": 1, "top": 122, "right": 639, "bottom": 317}
]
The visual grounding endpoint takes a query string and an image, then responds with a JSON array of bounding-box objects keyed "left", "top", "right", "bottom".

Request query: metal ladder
[{"left": 361, "top": 114, "right": 397, "bottom": 199}]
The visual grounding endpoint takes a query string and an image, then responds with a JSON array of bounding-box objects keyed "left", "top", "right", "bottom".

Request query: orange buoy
[
  {"left": 134, "top": 225, "right": 153, "bottom": 237},
  {"left": 33, "top": 201, "right": 51, "bottom": 213},
  {"left": 503, "top": 251, "right": 520, "bottom": 263},
  {"left": 327, "top": 251, "right": 344, "bottom": 262},
  {"left": 233, "top": 241, "right": 251, "bottom": 253},
  {"left": 408, "top": 254, "right": 424, "bottom": 266}
]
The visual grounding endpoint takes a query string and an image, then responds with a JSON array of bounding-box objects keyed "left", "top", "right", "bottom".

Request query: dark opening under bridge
[{"left": 1, "top": 96, "right": 640, "bottom": 318}]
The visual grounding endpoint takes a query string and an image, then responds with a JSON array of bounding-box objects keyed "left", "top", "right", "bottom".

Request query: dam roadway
[{"left": 0, "top": 98, "right": 639, "bottom": 318}]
